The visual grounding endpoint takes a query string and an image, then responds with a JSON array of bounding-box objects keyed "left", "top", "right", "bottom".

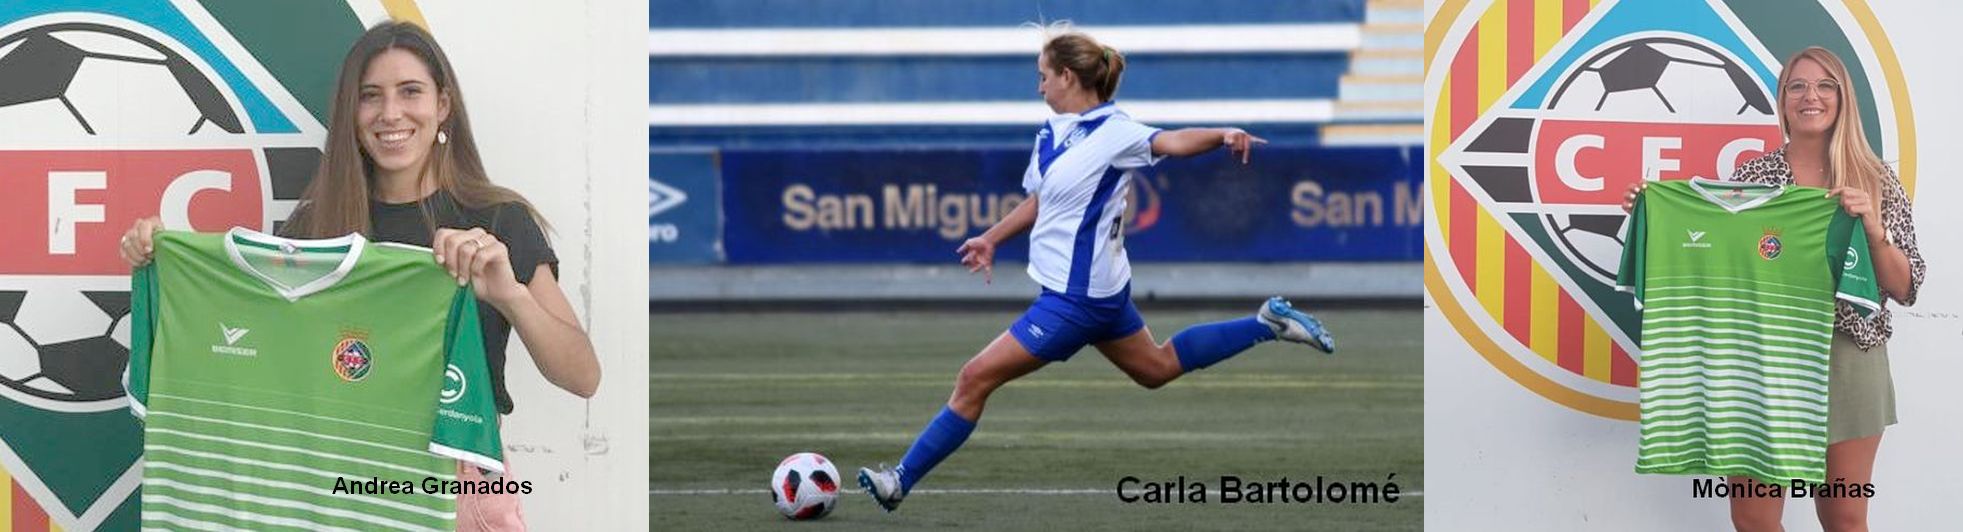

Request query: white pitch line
[{"left": 651, "top": 488, "right": 1424, "bottom": 497}]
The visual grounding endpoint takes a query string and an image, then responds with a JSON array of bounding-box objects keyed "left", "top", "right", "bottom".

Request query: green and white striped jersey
[
  {"left": 127, "top": 228, "right": 503, "bottom": 531},
  {"left": 1617, "top": 179, "right": 1880, "bottom": 484}
]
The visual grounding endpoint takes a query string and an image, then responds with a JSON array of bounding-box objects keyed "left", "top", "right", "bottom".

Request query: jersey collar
[
  {"left": 223, "top": 227, "right": 367, "bottom": 302},
  {"left": 1037, "top": 102, "right": 1122, "bottom": 174},
  {"left": 1686, "top": 177, "right": 1786, "bottom": 213}
]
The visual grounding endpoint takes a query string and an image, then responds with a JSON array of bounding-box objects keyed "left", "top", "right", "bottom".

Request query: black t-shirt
[{"left": 363, "top": 191, "right": 556, "bottom": 415}]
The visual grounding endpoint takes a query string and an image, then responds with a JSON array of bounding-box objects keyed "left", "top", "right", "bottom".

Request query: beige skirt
[{"left": 1828, "top": 332, "right": 1897, "bottom": 443}]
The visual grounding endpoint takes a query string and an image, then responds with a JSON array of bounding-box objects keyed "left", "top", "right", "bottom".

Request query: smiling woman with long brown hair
[{"left": 118, "top": 21, "right": 600, "bottom": 530}]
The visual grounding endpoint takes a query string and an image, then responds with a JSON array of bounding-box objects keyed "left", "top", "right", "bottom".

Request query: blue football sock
[
  {"left": 1171, "top": 316, "right": 1277, "bottom": 372},
  {"left": 896, "top": 405, "right": 977, "bottom": 493}
]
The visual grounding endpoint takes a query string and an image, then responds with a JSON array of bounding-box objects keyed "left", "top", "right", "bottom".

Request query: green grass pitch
[{"left": 652, "top": 306, "right": 1421, "bottom": 530}]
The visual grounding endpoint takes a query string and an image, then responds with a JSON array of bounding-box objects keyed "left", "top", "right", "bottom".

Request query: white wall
[
  {"left": 1423, "top": 0, "right": 1963, "bottom": 530},
  {"left": 412, "top": 1, "right": 648, "bottom": 529}
]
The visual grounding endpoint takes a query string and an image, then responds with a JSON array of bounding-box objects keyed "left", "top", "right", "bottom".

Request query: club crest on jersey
[
  {"left": 1758, "top": 230, "right": 1783, "bottom": 260},
  {"left": 332, "top": 337, "right": 373, "bottom": 382},
  {"left": 1426, "top": 0, "right": 1915, "bottom": 419}
]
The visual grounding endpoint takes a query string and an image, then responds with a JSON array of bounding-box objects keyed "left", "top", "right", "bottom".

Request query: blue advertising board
[
  {"left": 648, "top": 151, "right": 723, "bottom": 263},
  {"left": 715, "top": 146, "right": 1421, "bottom": 264}
]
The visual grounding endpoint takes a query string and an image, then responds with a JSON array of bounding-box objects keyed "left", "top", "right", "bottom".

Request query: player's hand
[
  {"left": 119, "top": 216, "right": 164, "bottom": 267},
  {"left": 1826, "top": 186, "right": 1884, "bottom": 235},
  {"left": 1223, "top": 128, "right": 1267, "bottom": 165},
  {"left": 1619, "top": 183, "right": 1649, "bottom": 214},
  {"left": 956, "top": 237, "right": 996, "bottom": 284},
  {"left": 434, "top": 227, "right": 525, "bottom": 309},
  {"left": 1825, "top": 186, "right": 1875, "bottom": 218}
]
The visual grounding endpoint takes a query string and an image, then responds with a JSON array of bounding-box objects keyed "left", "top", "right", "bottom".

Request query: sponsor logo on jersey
[
  {"left": 440, "top": 363, "right": 466, "bottom": 404},
  {"left": 1427, "top": 0, "right": 1914, "bottom": 419},
  {"left": 332, "top": 337, "right": 373, "bottom": 382},
  {"left": 1844, "top": 248, "right": 1860, "bottom": 270}
]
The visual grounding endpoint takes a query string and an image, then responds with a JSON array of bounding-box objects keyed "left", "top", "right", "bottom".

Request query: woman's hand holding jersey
[
  {"left": 433, "top": 227, "right": 524, "bottom": 308},
  {"left": 119, "top": 216, "right": 166, "bottom": 267},
  {"left": 1148, "top": 127, "right": 1268, "bottom": 163}
]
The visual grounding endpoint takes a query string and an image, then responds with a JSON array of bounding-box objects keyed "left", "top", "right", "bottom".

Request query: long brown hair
[
  {"left": 1042, "top": 31, "right": 1126, "bottom": 102},
  {"left": 286, "top": 21, "right": 547, "bottom": 238},
  {"left": 1777, "top": 46, "right": 1888, "bottom": 202}
]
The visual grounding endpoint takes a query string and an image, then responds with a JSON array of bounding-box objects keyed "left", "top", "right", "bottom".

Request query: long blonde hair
[
  {"left": 287, "top": 21, "right": 547, "bottom": 238},
  {"left": 1776, "top": 46, "right": 1888, "bottom": 201}
]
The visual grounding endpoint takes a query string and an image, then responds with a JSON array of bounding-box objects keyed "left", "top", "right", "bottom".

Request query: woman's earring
[{"left": 437, "top": 130, "right": 449, "bottom": 145}]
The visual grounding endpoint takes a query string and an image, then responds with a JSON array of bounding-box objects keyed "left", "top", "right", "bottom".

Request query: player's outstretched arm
[
  {"left": 1150, "top": 127, "right": 1266, "bottom": 163},
  {"left": 957, "top": 195, "right": 1040, "bottom": 284}
]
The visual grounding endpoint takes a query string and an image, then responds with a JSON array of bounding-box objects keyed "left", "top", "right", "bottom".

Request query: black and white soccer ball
[
  {"left": 0, "top": 290, "right": 130, "bottom": 405},
  {"left": 1548, "top": 36, "right": 1773, "bottom": 119},
  {"left": 771, "top": 452, "right": 840, "bottom": 520},
  {"left": 0, "top": 21, "right": 242, "bottom": 140}
]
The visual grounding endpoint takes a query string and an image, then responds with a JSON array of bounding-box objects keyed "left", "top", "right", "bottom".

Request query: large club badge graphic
[
  {"left": 1447, "top": 33, "right": 1781, "bottom": 288},
  {"left": 1426, "top": 0, "right": 1914, "bottom": 419},
  {"left": 0, "top": 22, "right": 249, "bottom": 410},
  {"left": 0, "top": 3, "right": 346, "bottom": 528}
]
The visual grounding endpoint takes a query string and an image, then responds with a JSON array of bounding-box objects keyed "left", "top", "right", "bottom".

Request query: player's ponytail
[{"left": 1042, "top": 32, "right": 1125, "bottom": 102}]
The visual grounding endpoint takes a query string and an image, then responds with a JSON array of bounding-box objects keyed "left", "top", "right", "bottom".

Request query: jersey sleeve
[
  {"left": 428, "top": 286, "right": 506, "bottom": 475},
  {"left": 124, "top": 264, "right": 158, "bottom": 419},
  {"left": 1614, "top": 193, "right": 1649, "bottom": 310},
  {"left": 1834, "top": 225, "right": 1882, "bottom": 318},
  {"left": 1109, "top": 120, "right": 1164, "bottom": 170}
]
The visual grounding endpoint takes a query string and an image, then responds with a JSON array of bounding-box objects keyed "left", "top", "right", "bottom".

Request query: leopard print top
[{"left": 1729, "top": 146, "right": 1926, "bottom": 350}]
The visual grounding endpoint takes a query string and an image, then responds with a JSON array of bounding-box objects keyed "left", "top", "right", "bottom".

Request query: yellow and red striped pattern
[
  {"left": 1, "top": 461, "right": 63, "bottom": 532},
  {"left": 1434, "top": 0, "right": 1637, "bottom": 388}
]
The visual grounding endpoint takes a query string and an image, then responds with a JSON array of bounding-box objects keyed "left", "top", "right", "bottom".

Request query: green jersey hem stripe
[
  {"left": 150, "top": 411, "right": 437, "bottom": 462},
  {"left": 146, "top": 494, "right": 372, "bottom": 532},
  {"left": 1647, "top": 275, "right": 1833, "bottom": 295},
  {"left": 146, "top": 462, "right": 455, "bottom": 520},
  {"left": 146, "top": 478, "right": 446, "bottom": 532},
  {"left": 1642, "top": 316, "right": 1833, "bottom": 338},
  {"left": 149, "top": 427, "right": 439, "bottom": 477},
  {"left": 151, "top": 393, "right": 424, "bottom": 437},
  {"left": 146, "top": 445, "right": 454, "bottom": 499},
  {"left": 1643, "top": 295, "right": 1833, "bottom": 317},
  {"left": 1647, "top": 284, "right": 1830, "bottom": 305}
]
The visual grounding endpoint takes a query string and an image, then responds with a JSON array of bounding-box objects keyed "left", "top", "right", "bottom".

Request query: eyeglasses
[{"left": 1783, "top": 78, "right": 1842, "bottom": 99}]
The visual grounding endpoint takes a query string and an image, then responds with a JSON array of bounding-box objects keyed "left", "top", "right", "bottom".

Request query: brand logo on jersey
[
  {"left": 440, "top": 364, "right": 466, "bottom": 405},
  {"left": 1426, "top": 0, "right": 1915, "bottom": 420},
  {"left": 332, "top": 337, "right": 373, "bottom": 382},
  {"left": 1758, "top": 234, "right": 1783, "bottom": 260},
  {"left": 1682, "top": 229, "right": 1711, "bottom": 248},
  {"left": 209, "top": 322, "right": 257, "bottom": 356},
  {"left": 220, "top": 323, "right": 249, "bottom": 344},
  {"left": 1026, "top": 324, "right": 1046, "bottom": 339}
]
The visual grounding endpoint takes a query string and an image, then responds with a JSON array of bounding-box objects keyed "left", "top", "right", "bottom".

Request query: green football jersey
[
  {"left": 1617, "top": 179, "right": 1879, "bottom": 485},
  {"left": 127, "top": 228, "right": 503, "bottom": 531}
]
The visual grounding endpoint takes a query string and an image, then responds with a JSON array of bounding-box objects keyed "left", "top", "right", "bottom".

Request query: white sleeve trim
[
  {"left": 1836, "top": 292, "right": 1882, "bottom": 318},
  {"left": 429, "top": 442, "right": 505, "bottom": 477}
]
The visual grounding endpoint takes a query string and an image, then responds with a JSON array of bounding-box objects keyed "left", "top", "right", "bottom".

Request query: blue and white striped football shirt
[{"left": 1021, "top": 102, "right": 1161, "bottom": 298}]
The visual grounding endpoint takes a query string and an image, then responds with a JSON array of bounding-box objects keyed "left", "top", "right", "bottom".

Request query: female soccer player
[
  {"left": 1623, "top": 47, "right": 1924, "bottom": 532},
  {"left": 118, "top": 21, "right": 601, "bottom": 530},
  {"left": 857, "top": 30, "right": 1338, "bottom": 512}
]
